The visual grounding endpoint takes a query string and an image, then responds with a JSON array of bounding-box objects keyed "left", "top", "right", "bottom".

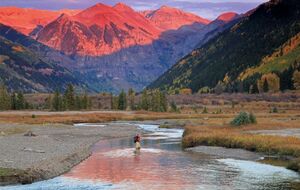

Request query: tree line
[
  {"left": 0, "top": 84, "right": 92, "bottom": 111},
  {"left": 47, "top": 84, "right": 92, "bottom": 111},
  {"left": 195, "top": 61, "right": 300, "bottom": 94},
  {"left": 111, "top": 88, "right": 178, "bottom": 112},
  {"left": 0, "top": 84, "right": 30, "bottom": 110},
  {"left": 0, "top": 84, "right": 177, "bottom": 112}
]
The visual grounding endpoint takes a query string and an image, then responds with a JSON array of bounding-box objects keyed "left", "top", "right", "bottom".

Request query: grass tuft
[{"left": 230, "top": 112, "right": 257, "bottom": 126}]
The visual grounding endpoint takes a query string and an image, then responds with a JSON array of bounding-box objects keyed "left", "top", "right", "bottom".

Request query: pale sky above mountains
[{"left": 0, "top": 0, "right": 269, "bottom": 19}]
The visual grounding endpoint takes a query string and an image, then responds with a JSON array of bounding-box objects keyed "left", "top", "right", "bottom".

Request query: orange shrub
[{"left": 180, "top": 88, "right": 192, "bottom": 95}]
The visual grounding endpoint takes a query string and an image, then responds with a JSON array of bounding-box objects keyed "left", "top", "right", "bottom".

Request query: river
[{"left": 2, "top": 123, "right": 300, "bottom": 190}]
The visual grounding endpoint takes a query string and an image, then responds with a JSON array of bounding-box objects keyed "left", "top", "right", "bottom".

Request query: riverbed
[{"left": 2, "top": 123, "right": 300, "bottom": 190}]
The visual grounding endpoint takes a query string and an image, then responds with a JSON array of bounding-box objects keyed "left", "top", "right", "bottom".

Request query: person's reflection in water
[{"left": 134, "top": 150, "right": 141, "bottom": 163}]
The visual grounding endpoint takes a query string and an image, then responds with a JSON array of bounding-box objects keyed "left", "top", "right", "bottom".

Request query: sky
[{"left": 0, "top": 0, "right": 269, "bottom": 19}]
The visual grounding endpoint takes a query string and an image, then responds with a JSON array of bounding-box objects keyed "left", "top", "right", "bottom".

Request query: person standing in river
[{"left": 134, "top": 134, "right": 141, "bottom": 150}]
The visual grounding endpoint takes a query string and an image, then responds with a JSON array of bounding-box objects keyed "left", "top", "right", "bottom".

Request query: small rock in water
[
  {"left": 24, "top": 131, "right": 37, "bottom": 137},
  {"left": 0, "top": 131, "right": 6, "bottom": 136}
]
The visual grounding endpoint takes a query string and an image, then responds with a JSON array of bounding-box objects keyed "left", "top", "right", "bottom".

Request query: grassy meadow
[
  {"left": 1, "top": 92, "right": 300, "bottom": 172},
  {"left": 177, "top": 93, "right": 300, "bottom": 172}
]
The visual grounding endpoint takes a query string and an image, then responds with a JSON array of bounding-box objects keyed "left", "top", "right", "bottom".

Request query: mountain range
[
  {"left": 149, "top": 0, "right": 300, "bottom": 93},
  {"left": 0, "top": 7, "right": 80, "bottom": 36},
  {"left": 0, "top": 3, "right": 239, "bottom": 93},
  {"left": 0, "top": 24, "right": 85, "bottom": 92}
]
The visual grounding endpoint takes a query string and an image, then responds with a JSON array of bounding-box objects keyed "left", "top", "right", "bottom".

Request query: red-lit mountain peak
[
  {"left": 113, "top": 2, "right": 135, "bottom": 12},
  {"left": 142, "top": 5, "right": 211, "bottom": 31},
  {"left": 72, "top": 3, "right": 118, "bottom": 25},
  {"left": 36, "top": 3, "right": 161, "bottom": 56},
  {"left": 0, "top": 7, "right": 79, "bottom": 35},
  {"left": 217, "top": 12, "right": 239, "bottom": 22}
]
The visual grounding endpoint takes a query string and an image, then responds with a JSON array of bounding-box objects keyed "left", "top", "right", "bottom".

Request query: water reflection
[
  {"left": 63, "top": 128, "right": 299, "bottom": 190},
  {"left": 2, "top": 123, "right": 299, "bottom": 190},
  {"left": 65, "top": 140, "right": 191, "bottom": 188}
]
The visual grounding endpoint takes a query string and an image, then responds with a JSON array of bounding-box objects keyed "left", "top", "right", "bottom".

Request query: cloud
[
  {"left": 167, "top": 1, "right": 264, "bottom": 19},
  {"left": 173, "top": 0, "right": 265, "bottom": 3},
  {"left": 67, "top": 0, "right": 80, "bottom": 3}
]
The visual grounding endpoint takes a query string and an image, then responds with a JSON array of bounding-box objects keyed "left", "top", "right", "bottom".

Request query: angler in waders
[{"left": 134, "top": 134, "right": 141, "bottom": 151}]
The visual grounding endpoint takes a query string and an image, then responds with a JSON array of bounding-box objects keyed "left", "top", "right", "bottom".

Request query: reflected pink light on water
[
  {"left": 65, "top": 152, "right": 185, "bottom": 183},
  {"left": 64, "top": 146, "right": 191, "bottom": 188}
]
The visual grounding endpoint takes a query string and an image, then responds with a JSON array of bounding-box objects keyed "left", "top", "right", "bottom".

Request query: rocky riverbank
[{"left": 0, "top": 123, "right": 141, "bottom": 186}]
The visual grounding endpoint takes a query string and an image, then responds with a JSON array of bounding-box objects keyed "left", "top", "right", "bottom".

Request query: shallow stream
[{"left": 3, "top": 123, "right": 300, "bottom": 190}]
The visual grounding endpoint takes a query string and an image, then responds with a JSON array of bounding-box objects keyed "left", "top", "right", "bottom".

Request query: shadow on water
[{"left": 2, "top": 123, "right": 300, "bottom": 190}]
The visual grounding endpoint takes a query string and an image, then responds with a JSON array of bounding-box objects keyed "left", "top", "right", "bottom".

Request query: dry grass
[
  {"left": 175, "top": 112, "right": 300, "bottom": 130},
  {"left": 0, "top": 111, "right": 203, "bottom": 125},
  {"left": 0, "top": 97, "right": 299, "bottom": 170},
  {"left": 182, "top": 118, "right": 300, "bottom": 172},
  {"left": 180, "top": 99, "right": 300, "bottom": 172},
  {"left": 0, "top": 168, "right": 24, "bottom": 177},
  {"left": 183, "top": 126, "right": 300, "bottom": 157}
]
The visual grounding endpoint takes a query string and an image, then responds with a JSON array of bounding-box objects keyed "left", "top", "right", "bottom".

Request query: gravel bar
[{"left": 0, "top": 123, "right": 141, "bottom": 185}]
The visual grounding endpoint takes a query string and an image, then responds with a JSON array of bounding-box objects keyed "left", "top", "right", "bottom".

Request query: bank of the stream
[
  {"left": 182, "top": 125, "right": 300, "bottom": 173},
  {"left": 2, "top": 123, "right": 299, "bottom": 190},
  {"left": 0, "top": 123, "right": 141, "bottom": 186},
  {"left": 1, "top": 119, "right": 300, "bottom": 189}
]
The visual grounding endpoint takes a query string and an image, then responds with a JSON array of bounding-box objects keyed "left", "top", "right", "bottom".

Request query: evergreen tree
[
  {"left": 243, "top": 73, "right": 261, "bottom": 93},
  {"left": 75, "top": 95, "right": 82, "bottom": 110},
  {"left": 16, "top": 92, "right": 25, "bottom": 110},
  {"left": 202, "top": 107, "right": 208, "bottom": 114},
  {"left": 9, "top": 92, "right": 25, "bottom": 110},
  {"left": 160, "top": 91, "right": 168, "bottom": 112},
  {"left": 118, "top": 90, "right": 127, "bottom": 110},
  {"left": 110, "top": 93, "right": 114, "bottom": 110},
  {"left": 128, "top": 88, "right": 135, "bottom": 110},
  {"left": 237, "top": 81, "right": 244, "bottom": 93},
  {"left": 24, "top": 101, "right": 30, "bottom": 110},
  {"left": 170, "top": 101, "right": 178, "bottom": 113},
  {"left": 258, "top": 73, "right": 279, "bottom": 93},
  {"left": 87, "top": 96, "right": 92, "bottom": 110},
  {"left": 45, "top": 95, "right": 52, "bottom": 110},
  {"left": 0, "top": 84, "right": 11, "bottom": 110},
  {"left": 136, "top": 90, "right": 168, "bottom": 112},
  {"left": 112, "top": 96, "right": 119, "bottom": 110},
  {"left": 140, "top": 90, "right": 149, "bottom": 110},
  {"left": 52, "top": 90, "right": 63, "bottom": 111},
  {"left": 81, "top": 93, "right": 89, "bottom": 110},
  {"left": 10, "top": 93, "right": 17, "bottom": 110},
  {"left": 251, "top": 83, "right": 259, "bottom": 94},
  {"left": 279, "top": 66, "right": 294, "bottom": 91},
  {"left": 150, "top": 90, "right": 160, "bottom": 112},
  {"left": 263, "top": 78, "right": 269, "bottom": 93},
  {"left": 64, "top": 84, "right": 75, "bottom": 110}
]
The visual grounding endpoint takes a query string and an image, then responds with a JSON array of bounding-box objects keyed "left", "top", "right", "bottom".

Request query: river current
[{"left": 2, "top": 123, "right": 300, "bottom": 190}]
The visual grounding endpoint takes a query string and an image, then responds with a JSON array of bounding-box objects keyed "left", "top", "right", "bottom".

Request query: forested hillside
[
  {"left": 148, "top": 0, "right": 300, "bottom": 93},
  {"left": 0, "top": 25, "right": 86, "bottom": 92}
]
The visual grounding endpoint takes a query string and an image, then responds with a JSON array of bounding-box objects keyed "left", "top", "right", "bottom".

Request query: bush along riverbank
[{"left": 182, "top": 113, "right": 300, "bottom": 172}]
